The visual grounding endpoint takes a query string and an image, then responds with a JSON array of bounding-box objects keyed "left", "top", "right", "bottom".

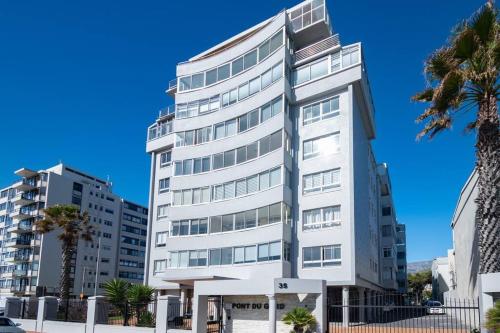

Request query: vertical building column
[
  {"left": 358, "top": 287, "right": 365, "bottom": 323},
  {"left": 342, "top": 286, "right": 349, "bottom": 327},
  {"left": 267, "top": 294, "right": 276, "bottom": 333},
  {"left": 180, "top": 288, "right": 187, "bottom": 315},
  {"left": 86, "top": 296, "right": 107, "bottom": 333},
  {"left": 192, "top": 293, "right": 208, "bottom": 333}
]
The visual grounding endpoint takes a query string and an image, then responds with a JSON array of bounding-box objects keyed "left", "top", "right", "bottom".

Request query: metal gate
[
  {"left": 207, "top": 296, "right": 223, "bottom": 333},
  {"left": 327, "top": 298, "right": 480, "bottom": 332}
]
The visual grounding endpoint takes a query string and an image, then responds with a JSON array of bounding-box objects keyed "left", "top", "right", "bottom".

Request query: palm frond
[
  {"left": 424, "top": 47, "right": 457, "bottom": 82},
  {"left": 470, "top": 2, "right": 498, "bottom": 44},
  {"left": 416, "top": 115, "right": 452, "bottom": 140},
  {"left": 412, "top": 88, "right": 434, "bottom": 102}
]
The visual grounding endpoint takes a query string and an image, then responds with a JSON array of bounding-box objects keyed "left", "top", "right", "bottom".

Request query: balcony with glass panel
[
  {"left": 9, "top": 208, "right": 37, "bottom": 220},
  {"left": 288, "top": 0, "right": 332, "bottom": 48},
  {"left": 7, "top": 221, "right": 34, "bottom": 234},
  {"left": 11, "top": 179, "right": 36, "bottom": 192},
  {"left": 166, "top": 78, "right": 177, "bottom": 96},
  {"left": 4, "top": 237, "right": 32, "bottom": 248},
  {"left": 11, "top": 192, "right": 36, "bottom": 206}
]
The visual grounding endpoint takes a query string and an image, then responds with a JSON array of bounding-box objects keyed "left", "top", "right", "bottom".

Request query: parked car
[
  {"left": 426, "top": 301, "right": 445, "bottom": 315},
  {"left": 0, "top": 317, "right": 25, "bottom": 333}
]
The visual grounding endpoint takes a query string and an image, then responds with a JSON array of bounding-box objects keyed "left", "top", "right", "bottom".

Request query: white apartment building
[
  {"left": 0, "top": 163, "right": 147, "bottom": 297},
  {"left": 144, "top": 1, "right": 405, "bottom": 331}
]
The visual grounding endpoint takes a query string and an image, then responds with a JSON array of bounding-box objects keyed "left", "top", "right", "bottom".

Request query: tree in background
[
  {"left": 408, "top": 270, "right": 432, "bottom": 304},
  {"left": 103, "top": 279, "right": 131, "bottom": 325},
  {"left": 36, "top": 205, "right": 92, "bottom": 301},
  {"left": 127, "top": 284, "right": 155, "bottom": 326},
  {"left": 412, "top": 2, "right": 499, "bottom": 274}
]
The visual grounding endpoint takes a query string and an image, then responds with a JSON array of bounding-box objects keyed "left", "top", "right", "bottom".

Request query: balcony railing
[
  {"left": 294, "top": 34, "right": 340, "bottom": 63},
  {"left": 158, "top": 105, "right": 176, "bottom": 119},
  {"left": 147, "top": 120, "right": 174, "bottom": 141},
  {"left": 168, "top": 79, "right": 177, "bottom": 91}
]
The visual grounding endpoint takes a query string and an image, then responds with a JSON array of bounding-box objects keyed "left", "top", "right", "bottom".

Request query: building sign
[{"left": 231, "top": 303, "right": 285, "bottom": 310}]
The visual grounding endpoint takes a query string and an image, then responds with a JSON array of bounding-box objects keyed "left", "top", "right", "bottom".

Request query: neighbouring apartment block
[
  {"left": 144, "top": 0, "right": 406, "bottom": 331},
  {"left": 0, "top": 164, "right": 148, "bottom": 297}
]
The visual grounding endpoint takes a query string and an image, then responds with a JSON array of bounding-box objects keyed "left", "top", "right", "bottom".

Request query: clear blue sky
[{"left": 0, "top": 0, "right": 484, "bottom": 262}]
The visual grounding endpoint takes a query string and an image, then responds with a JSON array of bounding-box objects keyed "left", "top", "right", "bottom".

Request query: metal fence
[
  {"left": 167, "top": 297, "right": 222, "bottom": 333},
  {"left": 99, "top": 300, "right": 157, "bottom": 327},
  {"left": 55, "top": 299, "right": 87, "bottom": 323},
  {"left": 20, "top": 298, "right": 38, "bottom": 319},
  {"left": 327, "top": 299, "right": 480, "bottom": 333}
]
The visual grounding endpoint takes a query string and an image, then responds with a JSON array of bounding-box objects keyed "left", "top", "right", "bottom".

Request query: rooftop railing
[
  {"left": 147, "top": 120, "right": 174, "bottom": 141},
  {"left": 158, "top": 105, "right": 176, "bottom": 118},
  {"left": 168, "top": 79, "right": 177, "bottom": 91},
  {"left": 294, "top": 34, "right": 340, "bottom": 63}
]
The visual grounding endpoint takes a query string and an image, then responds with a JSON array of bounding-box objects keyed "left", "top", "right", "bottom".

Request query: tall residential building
[
  {"left": 144, "top": 0, "right": 404, "bottom": 316},
  {"left": 0, "top": 163, "right": 147, "bottom": 297}
]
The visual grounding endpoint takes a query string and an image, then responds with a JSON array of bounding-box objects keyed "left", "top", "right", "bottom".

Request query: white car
[
  {"left": 426, "top": 301, "right": 445, "bottom": 315},
  {"left": 0, "top": 317, "right": 25, "bottom": 333}
]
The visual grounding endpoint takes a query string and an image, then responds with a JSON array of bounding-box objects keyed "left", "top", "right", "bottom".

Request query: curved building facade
[{"left": 145, "top": 0, "right": 405, "bottom": 331}]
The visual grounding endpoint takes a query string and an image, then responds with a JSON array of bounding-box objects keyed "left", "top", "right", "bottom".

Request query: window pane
[
  {"left": 244, "top": 50, "right": 258, "bottom": 69},
  {"left": 269, "top": 203, "right": 281, "bottom": 223},
  {"left": 224, "top": 182, "right": 235, "bottom": 199},
  {"left": 179, "top": 76, "right": 191, "bottom": 91},
  {"left": 206, "top": 69, "right": 217, "bottom": 85},
  {"left": 261, "top": 103, "right": 272, "bottom": 122},
  {"left": 232, "top": 57, "right": 244, "bottom": 75},
  {"left": 247, "top": 175, "right": 259, "bottom": 193},
  {"left": 199, "top": 219, "right": 208, "bottom": 234},
  {"left": 180, "top": 221, "right": 189, "bottom": 235},
  {"left": 247, "top": 142, "right": 258, "bottom": 160},
  {"left": 191, "top": 73, "right": 204, "bottom": 89},
  {"left": 235, "top": 212, "right": 245, "bottom": 230},
  {"left": 238, "top": 114, "right": 248, "bottom": 132},
  {"left": 310, "top": 59, "right": 328, "bottom": 80},
  {"left": 259, "top": 171, "right": 270, "bottom": 190},
  {"left": 245, "top": 246, "right": 256, "bottom": 262},
  {"left": 236, "top": 179, "right": 247, "bottom": 197},
  {"left": 192, "top": 189, "right": 201, "bottom": 204},
  {"left": 229, "top": 88, "right": 238, "bottom": 104},
  {"left": 272, "top": 62, "right": 283, "bottom": 81},
  {"left": 248, "top": 109, "right": 259, "bottom": 128},
  {"left": 270, "top": 167, "right": 281, "bottom": 187},
  {"left": 209, "top": 249, "right": 221, "bottom": 265},
  {"left": 261, "top": 69, "right": 272, "bottom": 88},
  {"left": 249, "top": 77, "right": 260, "bottom": 95},
  {"left": 258, "top": 206, "right": 269, "bottom": 226},
  {"left": 213, "top": 153, "right": 224, "bottom": 169},
  {"left": 259, "top": 41, "right": 270, "bottom": 61},
  {"left": 201, "top": 187, "right": 210, "bottom": 202},
  {"left": 221, "top": 247, "right": 233, "bottom": 265},
  {"left": 226, "top": 119, "right": 237, "bottom": 136},
  {"left": 259, "top": 136, "right": 271, "bottom": 156},
  {"left": 294, "top": 66, "right": 310, "bottom": 85},
  {"left": 234, "top": 247, "right": 245, "bottom": 264},
  {"left": 269, "top": 31, "right": 283, "bottom": 53},
  {"left": 213, "top": 184, "right": 223, "bottom": 200},
  {"left": 179, "top": 252, "right": 189, "bottom": 267},
  {"left": 202, "top": 157, "right": 211, "bottom": 172},
  {"left": 210, "top": 216, "right": 222, "bottom": 233},
  {"left": 245, "top": 209, "right": 256, "bottom": 228},
  {"left": 182, "top": 190, "right": 192, "bottom": 205},
  {"left": 214, "top": 123, "right": 225, "bottom": 139},
  {"left": 236, "top": 147, "right": 247, "bottom": 164},
  {"left": 270, "top": 131, "right": 282, "bottom": 151},
  {"left": 258, "top": 243, "right": 269, "bottom": 261},
  {"left": 222, "top": 215, "right": 234, "bottom": 232},
  {"left": 174, "top": 162, "right": 183, "bottom": 176},
  {"left": 224, "top": 150, "right": 235, "bottom": 167},
  {"left": 183, "top": 159, "right": 193, "bottom": 175},
  {"left": 271, "top": 97, "right": 282, "bottom": 116},
  {"left": 222, "top": 92, "right": 230, "bottom": 107},
  {"left": 218, "top": 64, "right": 230, "bottom": 80},
  {"left": 269, "top": 241, "right": 281, "bottom": 260},
  {"left": 238, "top": 83, "right": 249, "bottom": 100}
]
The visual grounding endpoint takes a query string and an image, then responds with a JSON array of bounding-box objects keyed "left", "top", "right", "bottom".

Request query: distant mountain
[{"left": 407, "top": 260, "right": 433, "bottom": 274}]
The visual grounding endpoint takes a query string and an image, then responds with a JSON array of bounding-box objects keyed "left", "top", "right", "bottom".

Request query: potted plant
[{"left": 282, "top": 307, "right": 316, "bottom": 333}]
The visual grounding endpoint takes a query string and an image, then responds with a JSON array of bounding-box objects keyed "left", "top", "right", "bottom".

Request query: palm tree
[
  {"left": 127, "top": 284, "right": 155, "bottom": 325},
  {"left": 412, "top": 2, "right": 500, "bottom": 274},
  {"left": 36, "top": 204, "right": 93, "bottom": 300},
  {"left": 485, "top": 300, "right": 500, "bottom": 332},
  {"left": 282, "top": 307, "right": 316, "bottom": 333},
  {"left": 103, "top": 279, "right": 130, "bottom": 325}
]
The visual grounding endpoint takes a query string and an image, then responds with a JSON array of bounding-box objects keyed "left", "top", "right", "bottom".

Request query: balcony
[
  {"left": 288, "top": 0, "right": 332, "bottom": 48},
  {"left": 9, "top": 209, "right": 37, "bottom": 220},
  {"left": 13, "top": 269, "right": 28, "bottom": 277},
  {"left": 7, "top": 222, "right": 34, "bottom": 234},
  {"left": 14, "top": 168, "right": 38, "bottom": 178},
  {"left": 147, "top": 120, "right": 174, "bottom": 141},
  {"left": 11, "top": 193, "right": 35, "bottom": 206},
  {"left": 12, "top": 179, "right": 36, "bottom": 192},
  {"left": 158, "top": 105, "right": 176, "bottom": 120},
  {"left": 5, "top": 238, "right": 32, "bottom": 248},
  {"left": 294, "top": 34, "right": 340, "bottom": 65},
  {"left": 166, "top": 78, "right": 177, "bottom": 96},
  {"left": 30, "top": 239, "right": 41, "bottom": 247}
]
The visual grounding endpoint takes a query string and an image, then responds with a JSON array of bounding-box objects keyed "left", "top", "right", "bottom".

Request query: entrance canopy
[{"left": 163, "top": 275, "right": 233, "bottom": 287}]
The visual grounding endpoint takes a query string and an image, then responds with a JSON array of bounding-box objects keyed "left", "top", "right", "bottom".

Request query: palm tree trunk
[
  {"left": 60, "top": 244, "right": 74, "bottom": 300},
  {"left": 476, "top": 94, "right": 500, "bottom": 274}
]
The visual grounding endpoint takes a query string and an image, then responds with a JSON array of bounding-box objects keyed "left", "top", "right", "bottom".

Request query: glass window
[
  {"left": 173, "top": 191, "right": 182, "bottom": 206},
  {"left": 245, "top": 246, "right": 257, "bottom": 263},
  {"left": 199, "top": 218, "right": 208, "bottom": 234},
  {"left": 191, "top": 220, "right": 200, "bottom": 235},
  {"left": 183, "top": 159, "right": 193, "bottom": 175},
  {"left": 222, "top": 92, "right": 230, "bottom": 107},
  {"left": 213, "top": 184, "right": 223, "bottom": 201},
  {"left": 271, "top": 97, "right": 282, "bottom": 116},
  {"left": 259, "top": 171, "right": 270, "bottom": 190},
  {"left": 323, "top": 245, "right": 341, "bottom": 266},
  {"left": 218, "top": 64, "right": 230, "bottom": 81},
  {"left": 193, "top": 158, "right": 202, "bottom": 174},
  {"left": 160, "top": 151, "right": 171, "bottom": 167},
  {"left": 258, "top": 206, "right": 269, "bottom": 226},
  {"left": 210, "top": 216, "right": 222, "bottom": 233},
  {"left": 269, "top": 167, "right": 281, "bottom": 187},
  {"left": 201, "top": 187, "right": 211, "bottom": 202},
  {"left": 221, "top": 247, "right": 233, "bottom": 265},
  {"left": 269, "top": 31, "right": 283, "bottom": 53},
  {"left": 245, "top": 209, "right": 256, "bottom": 228},
  {"left": 209, "top": 249, "right": 221, "bottom": 265},
  {"left": 261, "top": 103, "right": 272, "bottom": 122},
  {"left": 303, "top": 246, "right": 321, "bottom": 267},
  {"left": 236, "top": 179, "right": 246, "bottom": 196},
  {"left": 237, "top": 147, "right": 247, "bottom": 164},
  {"left": 235, "top": 212, "right": 245, "bottom": 230},
  {"left": 224, "top": 150, "right": 235, "bottom": 167},
  {"left": 258, "top": 243, "right": 269, "bottom": 262},
  {"left": 239, "top": 83, "right": 249, "bottom": 100},
  {"left": 223, "top": 182, "right": 235, "bottom": 199},
  {"left": 229, "top": 88, "right": 238, "bottom": 105},
  {"left": 247, "top": 175, "right": 259, "bottom": 193},
  {"left": 310, "top": 59, "right": 328, "bottom": 80},
  {"left": 261, "top": 69, "right": 272, "bottom": 88},
  {"left": 248, "top": 109, "right": 259, "bottom": 128},
  {"left": 192, "top": 188, "right": 201, "bottom": 204},
  {"left": 170, "top": 252, "right": 179, "bottom": 268},
  {"left": 184, "top": 130, "right": 194, "bottom": 145},
  {"left": 249, "top": 77, "right": 260, "bottom": 96},
  {"left": 259, "top": 41, "right": 270, "bottom": 61},
  {"left": 213, "top": 153, "right": 224, "bottom": 170},
  {"left": 259, "top": 135, "right": 271, "bottom": 155},
  {"left": 232, "top": 57, "right": 244, "bottom": 75},
  {"left": 269, "top": 203, "right": 281, "bottom": 223},
  {"left": 214, "top": 123, "right": 225, "bottom": 140},
  {"left": 247, "top": 142, "right": 258, "bottom": 160},
  {"left": 191, "top": 73, "right": 204, "bottom": 89},
  {"left": 222, "top": 215, "right": 234, "bottom": 232},
  {"left": 234, "top": 247, "right": 245, "bottom": 264},
  {"left": 294, "top": 66, "right": 310, "bottom": 85},
  {"left": 180, "top": 220, "right": 189, "bottom": 235},
  {"left": 272, "top": 62, "right": 283, "bottom": 82},
  {"left": 202, "top": 157, "right": 211, "bottom": 172},
  {"left": 269, "top": 241, "right": 281, "bottom": 260},
  {"left": 270, "top": 131, "right": 282, "bottom": 151},
  {"left": 226, "top": 119, "right": 237, "bottom": 136},
  {"left": 179, "top": 251, "right": 189, "bottom": 267},
  {"left": 206, "top": 68, "right": 217, "bottom": 86},
  {"left": 244, "top": 50, "right": 258, "bottom": 69},
  {"left": 238, "top": 114, "right": 248, "bottom": 132},
  {"left": 210, "top": 95, "right": 219, "bottom": 110},
  {"left": 179, "top": 76, "right": 191, "bottom": 91},
  {"left": 198, "top": 251, "right": 207, "bottom": 267}
]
